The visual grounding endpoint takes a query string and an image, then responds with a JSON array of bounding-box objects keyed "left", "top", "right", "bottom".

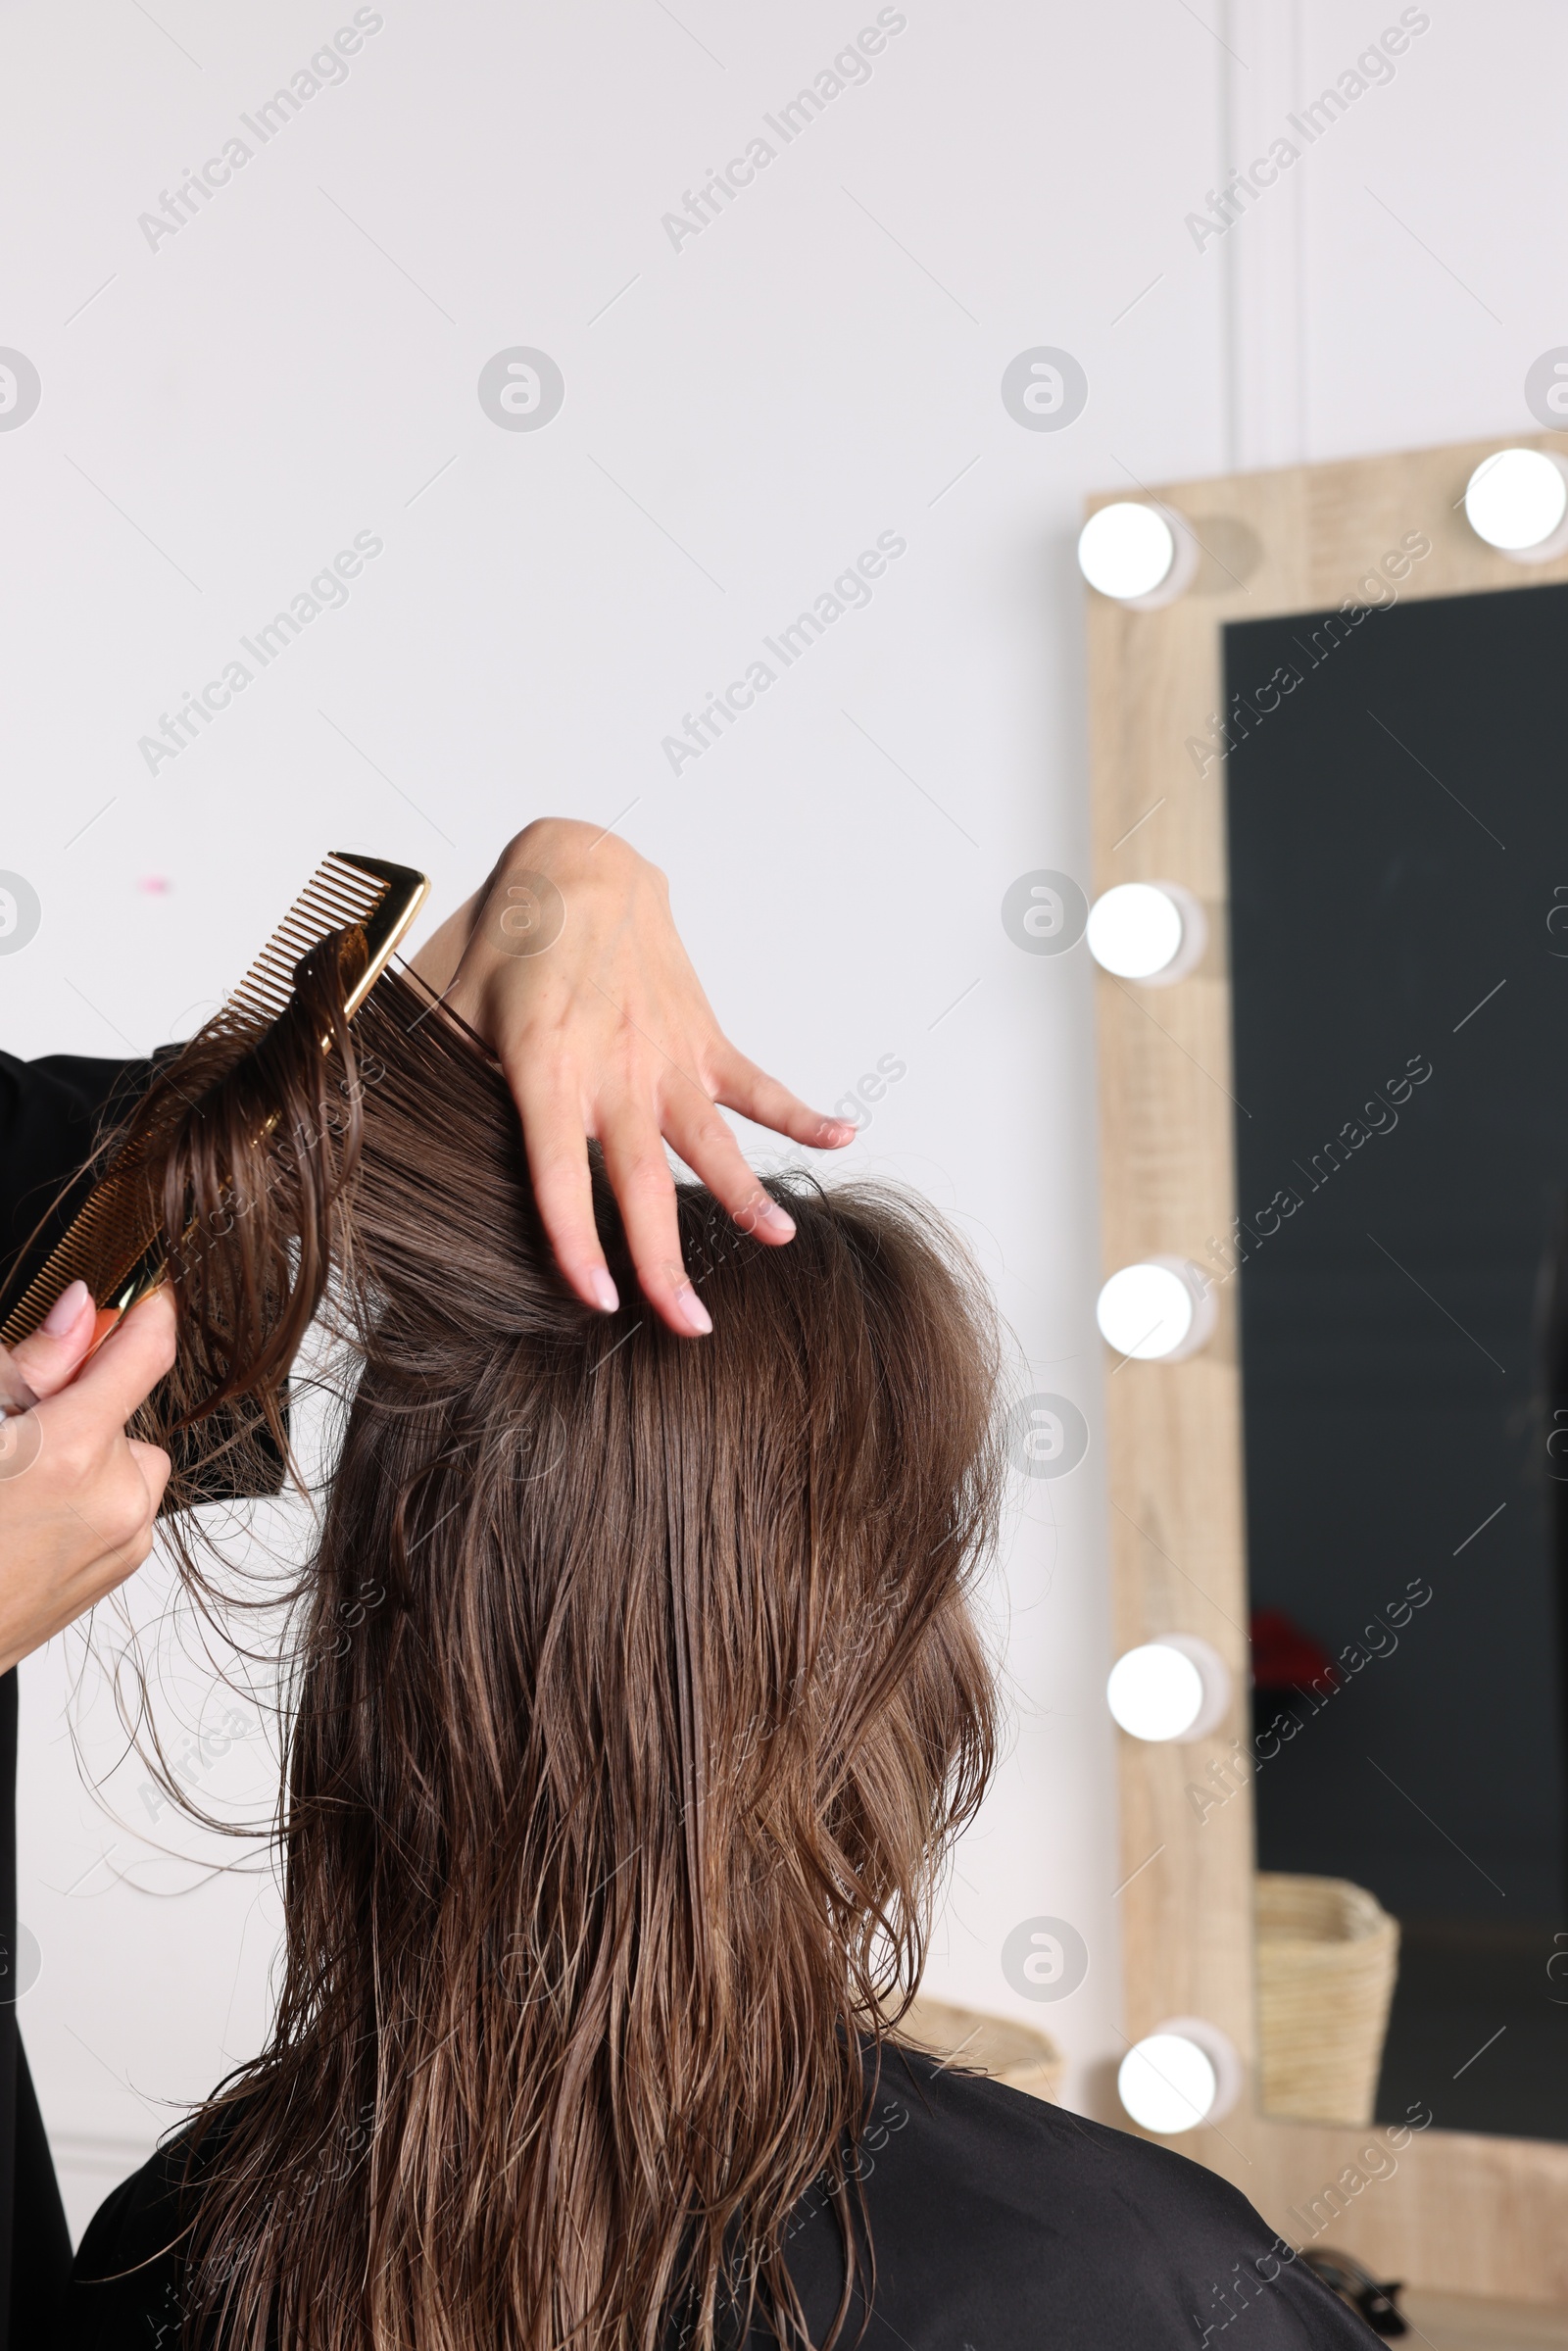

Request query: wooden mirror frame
[{"left": 1087, "top": 432, "right": 1568, "bottom": 2302}]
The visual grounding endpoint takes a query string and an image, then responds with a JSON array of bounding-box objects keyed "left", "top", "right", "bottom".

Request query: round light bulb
[
  {"left": 1096, "top": 1258, "right": 1215, "bottom": 1362},
  {"left": 1107, "top": 1644, "right": 1202, "bottom": 1740},
  {"left": 1088, "top": 883, "right": 1182, "bottom": 977},
  {"left": 1078, "top": 502, "right": 1176, "bottom": 602},
  {"left": 1117, "top": 2017, "right": 1243, "bottom": 2134},
  {"left": 1105, "top": 1635, "right": 1231, "bottom": 1742},
  {"left": 1086, "top": 881, "right": 1206, "bottom": 983},
  {"left": 1117, "top": 2033, "right": 1217, "bottom": 2134},
  {"left": 1464, "top": 448, "right": 1568, "bottom": 560}
]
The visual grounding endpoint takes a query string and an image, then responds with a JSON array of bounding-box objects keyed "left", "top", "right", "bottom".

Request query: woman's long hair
[{"left": 112, "top": 947, "right": 1004, "bottom": 2351}]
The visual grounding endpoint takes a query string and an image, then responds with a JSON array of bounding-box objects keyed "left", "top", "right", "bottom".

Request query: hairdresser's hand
[
  {"left": 0, "top": 1282, "right": 176, "bottom": 1674},
  {"left": 411, "top": 818, "right": 854, "bottom": 1336}
]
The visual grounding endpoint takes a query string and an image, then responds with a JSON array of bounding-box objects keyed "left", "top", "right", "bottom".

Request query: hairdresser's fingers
[
  {"left": 34, "top": 1439, "right": 173, "bottom": 1656},
  {"left": 0, "top": 1359, "right": 173, "bottom": 1677},
  {"left": 0, "top": 1346, "right": 37, "bottom": 1418},
  {"left": 64, "top": 1436, "right": 171, "bottom": 1580},
  {"left": 6, "top": 1281, "right": 98, "bottom": 1404},
  {"left": 511, "top": 1067, "right": 620, "bottom": 1314},
  {"left": 660, "top": 1095, "right": 798, "bottom": 1249},
  {"left": 597, "top": 1113, "right": 710, "bottom": 1338},
  {"left": 123, "top": 1438, "right": 173, "bottom": 1530},
  {"left": 60, "top": 1289, "right": 177, "bottom": 1429},
  {"left": 705, "top": 1045, "right": 857, "bottom": 1152}
]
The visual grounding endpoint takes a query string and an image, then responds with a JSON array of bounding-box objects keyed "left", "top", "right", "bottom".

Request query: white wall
[{"left": 2, "top": 0, "right": 1559, "bottom": 2242}]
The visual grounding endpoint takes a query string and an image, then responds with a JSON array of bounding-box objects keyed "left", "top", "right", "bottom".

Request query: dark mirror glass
[{"left": 1224, "top": 581, "right": 1568, "bottom": 2142}]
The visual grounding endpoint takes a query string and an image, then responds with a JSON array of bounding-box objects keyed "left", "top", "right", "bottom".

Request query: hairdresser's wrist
[{"left": 410, "top": 819, "right": 635, "bottom": 1002}]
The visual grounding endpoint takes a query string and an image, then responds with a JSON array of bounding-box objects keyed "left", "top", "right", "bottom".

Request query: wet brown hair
[{"left": 113, "top": 950, "right": 1004, "bottom": 2351}]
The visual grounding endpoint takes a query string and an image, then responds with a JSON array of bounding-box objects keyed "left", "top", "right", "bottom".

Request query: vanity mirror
[
  {"left": 1087, "top": 435, "right": 1568, "bottom": 2301},
  {"left": 1227, "top": 577, "right": 1568, "bottom": 2149}
]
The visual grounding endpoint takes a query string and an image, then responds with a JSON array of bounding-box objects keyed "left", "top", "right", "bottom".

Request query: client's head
[{"left": 129, "top": 962, "right": 1004, "bottom": 2351}]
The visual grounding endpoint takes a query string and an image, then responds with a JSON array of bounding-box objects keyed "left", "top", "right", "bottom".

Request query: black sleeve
[
  {"left": 8, "top": 2046, "right": 73, "bottom": 2348},
  {"left": 1, "top": 1052, "right": 197, "bottom": 2351},
  {"left": 0, "top": 1054, "right": 152, "bottom": 2351}
]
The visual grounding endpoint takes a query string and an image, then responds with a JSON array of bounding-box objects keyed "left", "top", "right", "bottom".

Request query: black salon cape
[
  {"left": 0, "top": 1048, "right": 160, "bottom": 2349},
  {"left": 63, "top": 2046, "right": 1376, "bottom": 2349}
]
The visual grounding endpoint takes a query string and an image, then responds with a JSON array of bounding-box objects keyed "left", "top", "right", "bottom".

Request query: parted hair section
[{"left": 126, "top": 960, "right": 1006, "bottom": 2351}]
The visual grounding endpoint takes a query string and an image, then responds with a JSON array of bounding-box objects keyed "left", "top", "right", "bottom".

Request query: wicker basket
[
  {"left": 1255, "top": 1873, "right": 1399, "bottom": 2125},
  {"left": 894, "top": 1993, "right": 1064, "bottom": 2104}
]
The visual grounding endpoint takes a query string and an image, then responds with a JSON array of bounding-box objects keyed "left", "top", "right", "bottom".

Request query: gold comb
[{"left": 0, "top": 851, "right": 429, "bottom": 1347}]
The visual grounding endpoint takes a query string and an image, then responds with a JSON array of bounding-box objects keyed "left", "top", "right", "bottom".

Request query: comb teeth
[
  {"left": 203, "top": 856, "right": 389, "bottom": 1041},
  {"left": 0, "top": 852, "right": 420, "bottom": 1347},
  {"left": 0, "top": 1167, "right": 162, "bottom": 1347}
]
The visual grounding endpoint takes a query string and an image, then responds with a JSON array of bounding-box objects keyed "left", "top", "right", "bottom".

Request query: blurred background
[{"left": 0, "top": 0, "right": 1558, "bottom": 2238}]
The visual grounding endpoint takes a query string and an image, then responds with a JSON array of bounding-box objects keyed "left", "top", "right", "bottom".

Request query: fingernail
[
  {"left": 672, "top": 1279, "right": 712, "bottom": 1338},
  {"left": 42, "top": 1280, "right": 91, "bottom": 1337},
  {"left": 751, "top": 1200, "right": 795, "bottom": 1239},
  {"left": 588, "top": 1267, "right": 619, "bottom": 1314},
  {"left": 817, "top": 1118, "right": 857, "bottom": 1146}
]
